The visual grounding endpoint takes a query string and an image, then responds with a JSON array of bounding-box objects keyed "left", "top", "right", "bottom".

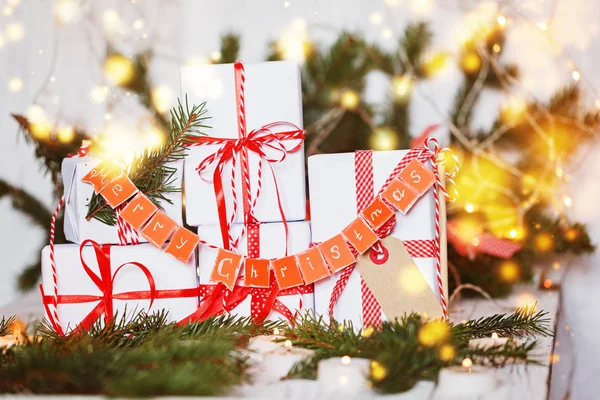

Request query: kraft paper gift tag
[{"left": 356, "top": 236, "right": 442, "bottom": 319}]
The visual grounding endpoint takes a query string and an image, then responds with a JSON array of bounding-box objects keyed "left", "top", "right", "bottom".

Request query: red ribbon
[
  {"left": 187, "top": 62, "right": 304, "bottom": 251},
  {"left": 40, "top": 240, "right": 203, "bottom": 334}
]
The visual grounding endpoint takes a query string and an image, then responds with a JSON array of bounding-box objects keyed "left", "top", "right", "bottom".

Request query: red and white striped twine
[{"left": 48, "top": 197, "right": 64, "bottom": 331}]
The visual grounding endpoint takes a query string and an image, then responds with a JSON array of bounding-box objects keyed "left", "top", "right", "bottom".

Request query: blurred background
[{"left": 1, "top": 0, "right": 600, "bottom": 398}]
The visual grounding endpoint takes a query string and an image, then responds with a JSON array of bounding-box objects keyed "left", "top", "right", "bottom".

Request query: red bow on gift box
[{"left": 40, "top": 240, "right": 202, "bottom": 336}]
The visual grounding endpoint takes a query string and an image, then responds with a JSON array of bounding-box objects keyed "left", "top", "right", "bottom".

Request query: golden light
[
  {"left": 400, "top": 266, "right": 429, "bottom": 294},
  {"left": 6, "top": 23, "right": 25, "bottom": 42},
  {"left": 543, "top": 279, "right": 553, "bottom": 289},
  {"left": 370, "top": 361, "right": 387, "bottom": 381},
  {"left": 418, "top": 320, "right": 449, "bottom": 346},
  {"left": 552, "top": 261, "right": 561, "bottom": 270},
  {"left": 492, "top": 44, "right": 501, "bottom": 53},
  {"left": 284, "top": 339, "right": 293, "bottom": 349},
  {"left": 491, "top": 332, "right": 499, "bottom": 340},
  {"left": 57, "top": 126, "right": 75, "bottom": 143},
  {"left": 391, "top": 75, "right": 412, "bottom": 102},
  {"left": 273, "top": 328, "right": 280, "bottom": 336},
  {"left": 550, "top": 353, "right": 561, "bottom": 364},
  {"left": 11, "top": 319, "right": 25, "bottom": 337},
  {"left": 535, "top": 232, "right": 554, "bottom": 252},
  {"left": 564, "top": 228, "right": 579, "bottom": 241},
  {"left": 151, "top": 86, "right": 174, "bottom": 113},
  {"left": 370, "top": 127, "right": 398, "bottom": 151},
  {"left": 462, "top": 357, "right": 473, "bottom": 368},
  {"left": 133, "top": 18, "right": 145, "bottom": 30},
  {"left": 439, "top": 344, "right": 456, "bottom": 361},
  {"left": 210, "top": 51, "right": 222, "bottom": 63},
  {"left": 341, "top": 355, "right": 352, "bottom": 366},
  {"left": 517, "top": 293, "right": 538, "bottom": 310},
  {"left": 461, "top": 51, "right": 481, "bottom": 73},
  {"left": 499, "top": 261, "right": 520, "bottom": 282},
  {"left": 90, "top": 85, "right": 109, "bottom": 104},
  {"left": 8, "top": 0, "right": 20, "bottom": 6},
  {"left": 144, "top": 127, "right": 165, "bottom": 150},
  {"left": 277, "top": 18, "right": 312, "bottom": 63},
  {"left": 361, "top": 326, "right": 375, "bottom": 338},
  {"left": 556, "top": 166, "right": 564, "bottom": 178},
  {"left": 521, "top": 174, "right": 537, "bottom": 195},
  {"left": 104, "top": 54, "right": 135, "bottom": 86},
  {"left": 0, "top": 34, "right": 5, "bottom": 48},
  {"left": 369, "top": 12, "right": 383, "bottom": 25},
  {"left": 572, "top": 71, "right": 581, "bottom": 81},
  {"left": 423, "top": 52, "right": 448, "bottom": 76},
  {"left": 538, "top": 22, "right": 548, "bottom": 32},
  {"left": 340, "top": 90, "right": 360, "bottom": 110},
  {"left": 102, "top": 9, "right": 121, "bottom": 34},
  {"left": 563, "top": 195, "right": 573, "bottom": 208},
  {"left": 3, "top": 6, "right": 13, "bottom": 16},
  {"left": 595, "top": 99, "right": 600, "bottom": 109},
  {"left": 464, "top": 203, "right": 475, "bottom": 213},
  {"left": 26, "top": 105, "right": 46, "bottom": 124},
  {"left": 471, "top": 237, "right": 480, "bottom": 246},
  {"left": 8, "top": 78, "right": 22, "bottom": 92},
  {"left": 54, "top": 0, "right": 81, "bottom": 24},
  {"left": 30, "top": 121, "right": 52, "bottom": 141},
  {"left": 497, "top": 15, "right": 507, "bottom": 26},
  {"left": 501, "top": 96, "right": 527, "bottom": 122}
]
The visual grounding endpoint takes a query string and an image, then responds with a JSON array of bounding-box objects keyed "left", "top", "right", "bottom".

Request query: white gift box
[
  {"left": 61, "top": 157, "right": 183, "bottom": 244},
  {"left": 181, "top": 61, "right": 306, "bottom": 226},
  {"left": 196, "top": 221, "right": 314, "bottom": 321},
  {"left": 41, "top": 242, "right": 198, "bottom": 334},
  {"left": 308, "top": 150, "right": 441, "bottom": 327}
]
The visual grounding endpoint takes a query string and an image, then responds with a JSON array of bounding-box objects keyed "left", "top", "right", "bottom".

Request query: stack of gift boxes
[{"left": 40, "top": 61, "right": 443, "bottom": 334}]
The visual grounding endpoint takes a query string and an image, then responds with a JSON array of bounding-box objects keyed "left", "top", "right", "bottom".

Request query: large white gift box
[
  {"left": 41, "top": 242, "right": 198, "bottom": 334},
  {"left": 61, "top": 157, "right": 183, "bottom": 244},
  {"left": 196, "top": 221, "right": 314, "bottom": 321},
  {"left": 181, "top": 61, "right": 306, "bottom": 226},
  {"left": 308, "top": 150, "right": 443, "bottom": 327}
]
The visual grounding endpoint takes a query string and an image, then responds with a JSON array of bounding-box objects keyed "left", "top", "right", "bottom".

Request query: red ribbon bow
[{"left": 187, "top": 62, "right": 304, "bottom": 251}]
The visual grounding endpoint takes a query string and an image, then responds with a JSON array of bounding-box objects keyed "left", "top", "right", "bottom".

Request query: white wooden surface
[{"left": 0, "top": 285, "right": 559, "bottom": 400}]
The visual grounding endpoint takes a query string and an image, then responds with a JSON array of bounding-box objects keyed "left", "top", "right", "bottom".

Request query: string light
[
  {"left": 538, "top": 22, "right": 548, "bottom": 32},
  {"left": 104, "top": 54, "right": 135, "bottom": 86},
  {"left": 361, "top": 326, "right": 374, "bottom": 338},
  {"left": 418, "top": 321, "right": 449, "bottom": 346},
  {"left": 492, "top": 44, "right": 501, "bottom": 53},
  {"left": 564, "top": 228, "right": 579, "bottom": 241},
  {"left": 501, "top": 96, "right": 527, "bottom": 122},
  {"left": 133, "top": 18, "right": 145, "bottom": 30},
  {"left": 340, "top": 89, "right": 359, "bottom": 110},
  {"left": 464, "top": 203, "right": 475, "bottom": 213},
  {"left": 54, "top": 0, "right": 81, "bottom": 24},
  {"left": 5, "top": 23, "right": 25, "bottom": 42},
  {"left": 461, "top": 51, "right": 481, "bottom": 73},
  {"left": 499, "top": 261, "right": 520, "bottom": 282},
  {"left": 535, "top": 232, "right": 554, "bottom": 252},
  {"left": 370, "top": 361, "right": 387, "bottom": 381},
  {"left": 462, "top": 358, "right": 473, "bottom": 368},
  {"left": 563, "top": 195, "right": 573, "bottom": 208},
  {"left": 90, "top": 85, "right": 109, "bottom": 104},
  {"left": 3, "top": 6, "right": 13, "bottom": 16},
  {"left": 491, "top": 332, "right": 499, "bottom": 340},
  {"left": 273, "top": 328, "right": 280, "bottom": 336},
  {"left": 144, "top": 126, "right": 165, "bottom": 150},
  {"left": 341, "top": 355, "right": 352, "bottom": 365},
  {"left": 210, "top": 51, "right": 222, "bottom": 63},
  {"left": 497, "top": 15, "right": 507, "bottom": 26},
  {"left": 277, "top": 18, "right": 312, "bottom": 63},
  {"left": 8, "top": 0, "right": 20, "bottom": 6},
  {"left": 370, "top": 127, "right": 398, "bottom": 150},
  {"left": 369, "top": 12, "right": 383, "bottom": 25},
  {"left": 8, "top": 78, "right": 22, "bottom": 92},
  {"left": 151, "top": 85, "right": 174, "bottom": 113},
  {"left": 423, "top": 52, "right": 448, "bottom": 76},
  {"left": 381, "top": 28, "right": 393, "bottom": 39},
  {"left": 471, "top": 237, "right": 480, "bottom": 246},
  {"left": 391, "top": 75, "right": 412, "bottom": 102},
  {"left": 284, "top": 340, "right": 293, "bottom": 349},
  {"left": 438, "top": 344, "right": 456, "bottom": 361},
  {"left": 543, "top": 279, "right": 553, "bottom": 289},
  {"left": 0, "top": 34, "right": 5, "bottom": 48},
  {"left": 30, "top": 120, "right": 52, "bottom": 141},
  {"left": 572, "top": 71, "right": 581, "bottom": 81},
  {"left": 552, "top": 261, "right": 561, "bottom": 270},
  {"left": 595, "top": 99, "right": 600, "bottom": 109},
  {"left": 102, "top": 9, "right": 121, "bottom": 35},
  {"left": 57, "top": 126, "right": 75, "bottom": 143}
]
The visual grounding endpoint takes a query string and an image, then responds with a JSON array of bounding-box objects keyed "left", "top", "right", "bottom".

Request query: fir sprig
[
  {"left": 86, "top": 98, "right": 210, "bottom": 225},
  {"left": 0, "top": 316, "right": 16, "bottom": 336}
]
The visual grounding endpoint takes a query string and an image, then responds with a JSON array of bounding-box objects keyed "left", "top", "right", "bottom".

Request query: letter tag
[
  {"left": 361, "top": 198, "right": 394, "bottom": 230},
  {"left": 210, "top": 249, "right": 243, "bottom": 290},
  {"left": 140, "top": 210, "right": 177, "bottom": 248},
  {"left": 244, "top": 258, "right": 270, "bottom": 288},
  {"left": 272, "top": 256, "right": 304, "bottom": 289},
  {"left": 320, "top": 234, "right": 356, "bottom": 272},
  {"left": 296, "top": 247, "right": 331, "bottom": 284},
  {"left": 100, "top": 173, "right": 138, "bottom": 208},
  {"left": 120, "top": 193, "right": 158, "bottom": 230},
  {"left": 381, "top": 178, "right": 420, "bottom": 214},
  {"left": 343, "top": 217, "right": 380, "bottom": 254},
  {"left": 398, "top": 159, "right": 436, "bottom": 196},
  {"left": 165, "top": 226, "right": 200, "bottom": 263}
]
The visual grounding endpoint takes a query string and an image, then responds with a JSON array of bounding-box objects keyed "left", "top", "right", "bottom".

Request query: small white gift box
[
  {"left": 181, "top": 61, "right": 306, "bottom": 226},
  {"left": 196, "top": 221, "right": 314, "bottom": 321},
  {"left": 308, "top": 150, "right": 445, "bottom": 327},
  {"left": 41, "top": 242, "right": 198, "bottom": 334},
  {"left": 61, "top": 157, "right": 183, "bottom": 244}
]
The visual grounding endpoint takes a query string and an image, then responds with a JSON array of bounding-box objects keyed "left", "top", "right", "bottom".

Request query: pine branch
[
  {"left": 86, "top": 98, "right": 210, "bottom": 224},
  {"left": 452, "top": 306, "right": 552, "bottom": 340},
  {"left": 0, "top": 316, "right": 16, "bottom": 336},
  {"left": 217, "top": 33, "right": 241, "bottom": 63}
]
